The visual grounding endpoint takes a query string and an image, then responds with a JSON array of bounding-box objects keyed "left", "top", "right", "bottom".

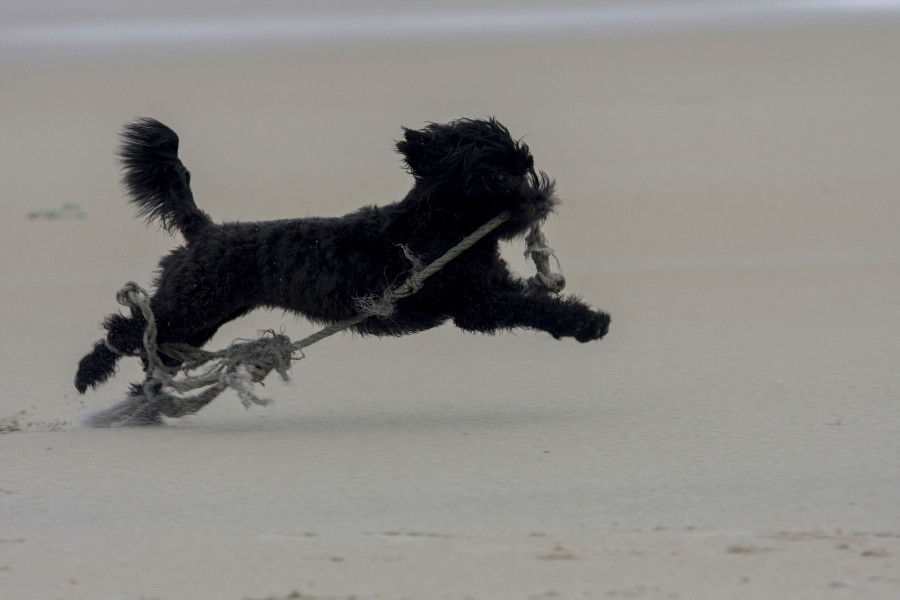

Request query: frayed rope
[{"left": 524, "top": 225, "right": 566, "bottom": 295}]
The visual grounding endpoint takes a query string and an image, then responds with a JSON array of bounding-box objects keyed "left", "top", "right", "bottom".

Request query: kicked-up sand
[{"left": 1, "top": 3, "right": 899, "bottom": 599}]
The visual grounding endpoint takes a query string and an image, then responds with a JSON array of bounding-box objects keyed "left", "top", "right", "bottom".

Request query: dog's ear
[
  {"left": 395, "top": 126, "right": 440, "bottom": 178},
  {"left": 395, "top": 122, "right": 482, "bottom": 184},
  {"left": 396, "top": 118, "right": 531, "bottom": 188}
]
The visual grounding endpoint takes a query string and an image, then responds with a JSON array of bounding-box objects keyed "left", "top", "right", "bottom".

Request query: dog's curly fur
[{"left": 75, "top": 117, "right": 610, "bottom": 397}]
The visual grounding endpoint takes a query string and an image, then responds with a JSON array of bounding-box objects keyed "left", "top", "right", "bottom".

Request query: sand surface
[{"left": 2, "top": 5, "right": 900, "bottom": 599}]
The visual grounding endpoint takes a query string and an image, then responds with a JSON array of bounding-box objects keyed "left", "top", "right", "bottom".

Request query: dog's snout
[{"left": 524, "top": 169, "right": 557, "bottom": 211}]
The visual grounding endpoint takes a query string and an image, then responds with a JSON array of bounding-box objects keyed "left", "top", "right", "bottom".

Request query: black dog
[{"left": 75, "top": 118, "right": 610, "bottom": 399}]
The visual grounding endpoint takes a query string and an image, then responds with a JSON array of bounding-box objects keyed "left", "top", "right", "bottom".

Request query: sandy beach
[{"left": 2, "top": 3, "right": 899, "bottom": 598}]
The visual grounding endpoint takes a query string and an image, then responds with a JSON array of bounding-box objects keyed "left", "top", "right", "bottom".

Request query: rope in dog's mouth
[{"left": 88, "top": 211, "right": 565, "bottom": 425}]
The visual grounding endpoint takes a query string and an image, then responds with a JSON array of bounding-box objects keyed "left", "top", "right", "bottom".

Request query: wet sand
[{"left": 2, "top": 9, "right": 899, "bottom": 599}]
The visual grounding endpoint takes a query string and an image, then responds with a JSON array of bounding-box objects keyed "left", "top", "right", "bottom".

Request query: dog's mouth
[
  {"left": 526, "top": 169, "right": 558, "bottom": 212},
  {"left": 497, "top": 170, "right": 558, "bottom": 239}
]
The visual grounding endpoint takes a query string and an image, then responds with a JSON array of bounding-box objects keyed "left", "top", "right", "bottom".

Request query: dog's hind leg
[
  {"left": 75, "top": 312, "right": 147, "bottom": 393},
  {"left": 81, "top": 306, "right": 251, "bottom": 425},
  {"left": 75, "top": 291, "right": 251, "bottom": 394}
]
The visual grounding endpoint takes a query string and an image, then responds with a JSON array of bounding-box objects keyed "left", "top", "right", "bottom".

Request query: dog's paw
[
  {"left": 575, "top": 310, "right": 610, "bottom": 342},
  {"left": 74, "top": 342, "right": 120, "bottom": 393}
]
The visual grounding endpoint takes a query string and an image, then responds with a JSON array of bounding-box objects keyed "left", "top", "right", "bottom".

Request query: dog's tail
[{"left": 120, "top": 118, "right": 212, "bottom": 242}]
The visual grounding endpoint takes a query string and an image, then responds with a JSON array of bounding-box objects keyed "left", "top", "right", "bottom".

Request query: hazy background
[{"left": 2, "top": 3, "right": 899, "bottom": 599}]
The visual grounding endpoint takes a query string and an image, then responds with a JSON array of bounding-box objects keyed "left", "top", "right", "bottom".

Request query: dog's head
[{"left": 396, "top": 118, "right": 558, "bottom": 239}]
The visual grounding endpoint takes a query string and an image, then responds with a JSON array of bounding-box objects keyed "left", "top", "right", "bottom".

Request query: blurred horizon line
[{"left": 3, "top": 0, "right": 899, "bottom": 60}]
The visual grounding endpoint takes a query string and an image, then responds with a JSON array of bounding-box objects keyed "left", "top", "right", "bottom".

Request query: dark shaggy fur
[{"left": 75, "top": 117, "right": 610, "bottom": 398}]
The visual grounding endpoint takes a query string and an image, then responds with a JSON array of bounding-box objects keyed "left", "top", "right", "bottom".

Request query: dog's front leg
[{"left": 451, "top": 289, "right": 609, "bottom": 342}]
